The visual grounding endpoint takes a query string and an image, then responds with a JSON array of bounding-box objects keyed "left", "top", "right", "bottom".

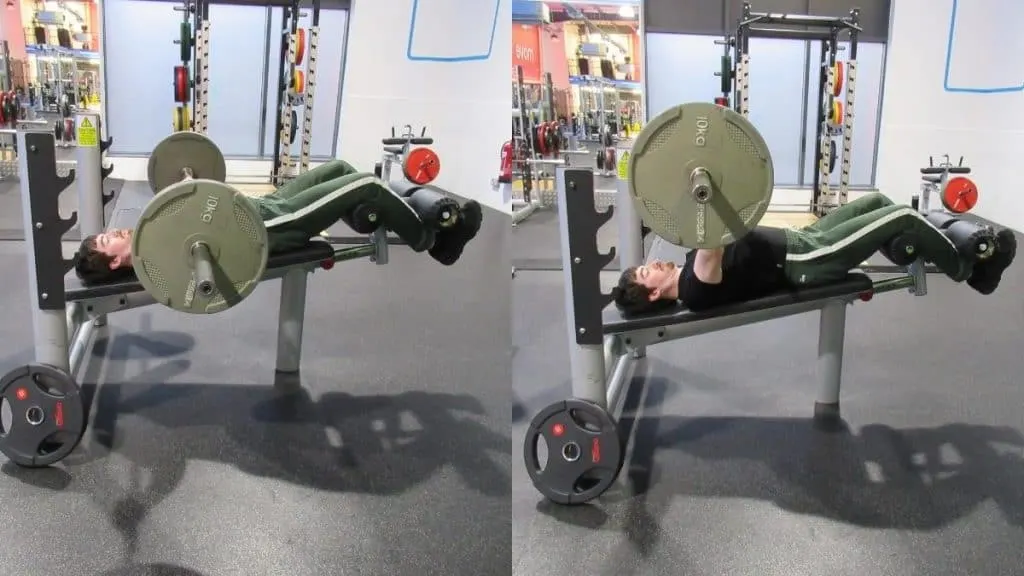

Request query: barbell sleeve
[
  {"left": 690, "top": 167, "right": 713, "bottom": 202},
  {"left": 190, "top": 241, "right": 216, "bottom": 297}
]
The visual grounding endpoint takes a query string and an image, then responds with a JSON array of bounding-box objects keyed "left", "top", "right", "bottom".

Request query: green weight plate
[
  {"left": 628, "top": 102, "right": 774, "bottom": 249},
  {"left": 132, "top": 179, "right": 269, "bottom": 314},
  {"left": 147, "top": 131, "right": 226, "bottom": 192},
  {"left": 180, "top": 22, "right": 192, "bottom": 62}
]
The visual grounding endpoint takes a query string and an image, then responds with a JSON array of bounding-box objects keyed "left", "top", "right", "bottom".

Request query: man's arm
[{"left": 692, "top": 248, "right": 724, "bottom": 284}]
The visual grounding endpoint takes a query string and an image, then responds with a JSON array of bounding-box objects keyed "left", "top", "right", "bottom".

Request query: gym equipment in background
[
  {"left": 917, "top": 155, "right": 979, "bottom": 214},
  {"left": 720, "top": 2, "right": 860, "bottom": 217},
  {"left": 171, "top": 0, "right": 203, "bottom": 133},
  {"left": 270, "top": 0, "right": 321, "bottom": 185}
]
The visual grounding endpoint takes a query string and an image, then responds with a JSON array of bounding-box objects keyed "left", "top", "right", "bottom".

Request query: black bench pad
[
  {"left": 65, "top": 241, "right": 336, "bottom": 302},
  {"left": 603, "top": 273, "right": 874, "bottom": 334}
]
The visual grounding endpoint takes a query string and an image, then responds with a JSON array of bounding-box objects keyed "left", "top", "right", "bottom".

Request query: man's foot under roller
[
  {"left": 968, "top": 229, "right": 1017, "bottom": 295},
  {"left": 429, "top": 201, "right": 483, "bottom": 266}
]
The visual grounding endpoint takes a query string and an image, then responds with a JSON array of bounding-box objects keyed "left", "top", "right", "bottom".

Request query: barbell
[
  {"left": 629, "top": 103, "right": 987, "bottom": 251},
  {"left": 134, "top": 131, "right": 269, "bottom": 314},
  {"left": 628, "top": 102, "right": 774, "bottom": 249}
]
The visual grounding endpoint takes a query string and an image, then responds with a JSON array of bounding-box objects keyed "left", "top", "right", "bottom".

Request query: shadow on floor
[
  {"left": 2, "top": 329, "right": 510, "bottom": 575},
  {"left": 532, "top": 376, "right": 1024, "bottom": 551}
]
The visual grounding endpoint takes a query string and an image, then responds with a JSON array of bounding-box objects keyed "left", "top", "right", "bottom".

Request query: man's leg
[
  {"left": 784, "top": 204, "right": 969, "bottom": 286},
  {"left": 803, "top": 192, "right": 895, "bottom": 233},
  {"left": 262, "top": 172, "right": 432, "bottom": 251},
  {"left": 257, "top": 172, "right": 483, "bottom": 265},
  {"left": 271, "top": 160, "right": 359, "bottom": 200}
]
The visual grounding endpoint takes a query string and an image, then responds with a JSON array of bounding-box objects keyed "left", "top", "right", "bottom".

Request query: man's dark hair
[
  {"left": 73, "top": 235, "right": 134, "bottom": 285},
  {"left": 612, "top": 266, "right": 675, "bottom": 316}
]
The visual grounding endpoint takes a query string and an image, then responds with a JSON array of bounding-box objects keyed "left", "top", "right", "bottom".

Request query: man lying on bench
[
  {"left": 72, "top": 159, "right": 483, "bottom": 285},
  {"left": 614, "top": 193, "right": 1017, "bottom": 314}
]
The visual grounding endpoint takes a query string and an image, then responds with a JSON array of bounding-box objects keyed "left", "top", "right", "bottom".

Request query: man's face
[
  {"left": 633, "top": 259, "right": 678, "bottom": 301},
  {"left": 93, "top": 228, "right": 133, "bottom": 268}
]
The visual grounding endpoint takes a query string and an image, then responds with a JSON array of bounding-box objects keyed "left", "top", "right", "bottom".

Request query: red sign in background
[{"left": 512, "top": 24, "right": 542, "bottom": 83}]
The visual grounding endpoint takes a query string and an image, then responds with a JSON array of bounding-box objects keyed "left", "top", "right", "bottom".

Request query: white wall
[
  {"left": 877, "top": 0, "right": 1024, "bottom": 231},
  {"left": 337, "top": 0, "right": 511, "bottom": 213}
]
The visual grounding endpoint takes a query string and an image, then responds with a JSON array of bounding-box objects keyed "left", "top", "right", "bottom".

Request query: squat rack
[
  {"left": 733, "top": 2, "right": 861, "bottom": 217},
  {"left": 270, "top": 0, "right": 321, "bottom": 185}
]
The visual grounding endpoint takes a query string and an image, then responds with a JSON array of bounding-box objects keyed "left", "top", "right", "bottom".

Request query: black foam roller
[
  {"left": 881, "top": 233, "right": 918, "bottom": 266},
  {"left": 924, "top": 210, "right": 958, "bottom": 230},
  {"left": 943, "top": 219, "right": 994, "bottom": 260},
  {"left": 406, "top": 186, "right": 460, "bottom": 228},
  {"left": 344, "top": 203, "right": 381, "bottom": 235}
]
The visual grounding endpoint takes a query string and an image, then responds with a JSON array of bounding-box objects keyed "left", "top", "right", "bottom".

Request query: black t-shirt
[{"left": 679, "top": 227, "right": 789, "bottom": 311}]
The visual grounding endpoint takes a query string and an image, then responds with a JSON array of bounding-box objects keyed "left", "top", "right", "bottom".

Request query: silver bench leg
[
  {"left": 76, "top": 111, "right": 108, "bottom": 329},
  {"left": 275, "top": 269, "right": 308, "bottom": 374},
  {"left": 814, "top": 300, "right": 847, "bottom": 425}
]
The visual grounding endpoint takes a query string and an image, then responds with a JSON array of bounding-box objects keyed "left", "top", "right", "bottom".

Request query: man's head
[
  {"left": 613, "top": 260, "right": 682, "bottom": 315},
  {"left": 74, "top": 228, "right": 136, "bottom": 284}
]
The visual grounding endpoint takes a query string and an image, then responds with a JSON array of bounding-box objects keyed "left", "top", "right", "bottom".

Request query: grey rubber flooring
[
  {"left": 513, "top": 230, "right": 1024, "bottom": 575},
  {"left": 0, "top": 202, "right": 511, "bottom": 575}
]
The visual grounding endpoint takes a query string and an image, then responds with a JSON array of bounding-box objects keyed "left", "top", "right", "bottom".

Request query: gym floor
[
  {"left": 512, "top": 213, "right": 1024, "bottom": 575},
  {"left": 0, "top": 188, "right": 512, "bottom": 575}
]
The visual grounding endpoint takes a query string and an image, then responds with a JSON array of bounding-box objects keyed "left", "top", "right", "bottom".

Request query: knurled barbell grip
[{"left": 190, "top": 241, "right": 216, "bottom": 297}]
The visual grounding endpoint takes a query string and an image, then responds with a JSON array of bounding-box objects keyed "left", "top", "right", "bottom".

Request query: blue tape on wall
[
  {"left": 943, "top": 0, "right": 1024, "bottom": 93},
  {"left": 406, "top": 0, "right": 502, "bottom": 62}
]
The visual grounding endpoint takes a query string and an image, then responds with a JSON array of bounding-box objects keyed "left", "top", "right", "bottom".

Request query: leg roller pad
[
  {"left": 924, "top": 210, "right": 958, "bottom": 230},
  {"left": 943, "top": 219, "right": 995, "bottom": 262},
  {"left": 406, "top": 187, "right": 460, "bottom": 229},
  {"left": 881, "top": 233, "right": 918, "bottom": 266},
  {"left": 343, "top": 202, "right": 382, "bottom": 234}
]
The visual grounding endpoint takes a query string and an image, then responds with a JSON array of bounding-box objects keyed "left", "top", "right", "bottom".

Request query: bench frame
[
  {"left": 554, "top": 167, "right": 927, "bottom": 425},
  {"left": 18, "top": 130, "right": 386, "bottom": 381}
]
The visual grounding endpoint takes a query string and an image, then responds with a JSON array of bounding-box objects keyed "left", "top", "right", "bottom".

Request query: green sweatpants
[
  {"left": 783, "top": 192, "right": 969, "bottom": 286},
  {"left": 245, "top": 160, "right": 429, "bottom": 254}
]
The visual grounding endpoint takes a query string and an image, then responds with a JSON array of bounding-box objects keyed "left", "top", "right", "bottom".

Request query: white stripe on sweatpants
[
  {"left": 262, "top": 175, "right": 422, "bottom": 229},
  {"left": 785, "top": 207, "right": 957, "bottom": 263}
]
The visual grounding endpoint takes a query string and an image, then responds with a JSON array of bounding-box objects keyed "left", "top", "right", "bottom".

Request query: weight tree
[
  {"left": 731, "top": 2, "right": 861, "bottom": 217},
  {"left": 271, "top": 0, "right": 321, "bottom": 185}
]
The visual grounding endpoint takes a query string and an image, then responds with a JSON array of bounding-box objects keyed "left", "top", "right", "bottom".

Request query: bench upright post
[
  {"left": 815, "top": 300, "right": 847, "bottom": 423},
  {"left": 275, "top": 268, "right": 308, "bottom": 374},
  {"left": 19, "top": 131, "right": 72, "bottom": 372}
]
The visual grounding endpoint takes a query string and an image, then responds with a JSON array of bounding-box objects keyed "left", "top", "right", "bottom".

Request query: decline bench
[{"left": 520, "top": 166, "right": 928, "bottom": 505}]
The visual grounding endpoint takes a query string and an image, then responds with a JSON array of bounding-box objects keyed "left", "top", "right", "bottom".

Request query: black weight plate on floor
[
  {"left": 523, "top": 398, "right": 623, "bottom": 505},
  {"left": 0, "top": 363, "right": 86, "bottom": 467}
]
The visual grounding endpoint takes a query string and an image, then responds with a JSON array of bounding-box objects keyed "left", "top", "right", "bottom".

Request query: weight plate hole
[
  {"left": 35, "top": 432, "right": 70, "bottom": 458},
  {"left": 526, "top": 434, "right": 549, "bottom": 473},
  {"left": 568, "top": 408, "right": 602, "bottom": 433},
  {"left": 0, "top": 397, "right": 11, "bottom": 435},
  {"left": 31, "top": 373, "right": 68, "bottom": 398},
  {"left": 561, "top": 441, "right": 581, "bottom": 462},
  {"left": 25, "top": 406, "right": 44, "bottom": 426},
  {"left": 573, "top": 472, "right": 605, "bottom": 495}
]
